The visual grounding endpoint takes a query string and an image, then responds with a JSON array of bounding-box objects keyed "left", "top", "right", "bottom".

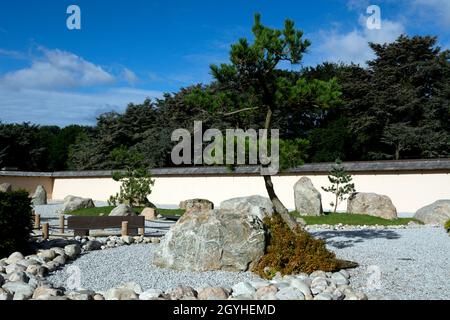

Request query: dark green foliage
[
  {"left": 109, "top": 168, "right": 155, "bottom": 208},
  {"left": 1, "top": 32, "right": 449, "bottom": 171},
  {"left": 0, "top": 190, "right": 33, "bottom": 257},
  {"left": 322, "top": 159, "right": 355, "bottom": 213}
]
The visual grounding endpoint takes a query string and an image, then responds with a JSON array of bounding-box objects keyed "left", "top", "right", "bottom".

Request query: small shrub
[
  {"left": 253, "top": 214, "right": 355, "bottom": 279},
  {"left": 445, "top": 219, "right": 450, "bottom": 233},
  {"left": 0, "top": 190, "right": 33, "bottom": 257},
  {"left": 322, "top": 159, "right": 355, "bottom": 213},
  {"left": 109, "top": 168, "right": 155, "bottom": 208}
]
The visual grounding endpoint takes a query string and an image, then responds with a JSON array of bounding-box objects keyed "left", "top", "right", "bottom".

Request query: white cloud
[
  {"left": 312, "top": 17, "right": 405, "bottom": 65},
  {"left": 0, "top": 48, "right": 115, "bottom": 90},
  {"left": 0, "top": 87, "right": 163, "bottom": 126},
  {"left": 414, "top": 0, "right": 450, "bottom": 26},
  {"left": 122, "top": 68, "right": 139, "bottom": 85}
]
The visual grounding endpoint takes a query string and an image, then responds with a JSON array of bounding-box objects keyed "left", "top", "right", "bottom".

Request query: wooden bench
[{"left": 67, "top": 216, "right": 145, "bottom": 237}]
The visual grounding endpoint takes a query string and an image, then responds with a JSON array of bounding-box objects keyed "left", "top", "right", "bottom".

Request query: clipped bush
[
  {"left": 253, "top": 214, "right": 357, "bottom": 279},
  {"left": 0, "top": 190, "right": 33, "bottom": 257}
]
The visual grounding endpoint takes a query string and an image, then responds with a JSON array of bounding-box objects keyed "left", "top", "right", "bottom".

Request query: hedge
[{"left": 0, "top": 190, "right": 33, "bottom": 257}]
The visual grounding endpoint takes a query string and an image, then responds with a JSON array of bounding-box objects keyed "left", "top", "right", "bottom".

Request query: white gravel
[
  {"left": 37, "top": 203, "right": 450, "bottom": 299},
  {"left": 47, "top": 244, "right": 260, "bottom": 292},
  {"left": 311, "top": 226, "right": 450, "bottom": 300}
]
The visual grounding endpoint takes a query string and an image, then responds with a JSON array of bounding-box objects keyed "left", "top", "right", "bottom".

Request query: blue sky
[{"left": 0, "top": 0, "right": 449, "bottom": 126}]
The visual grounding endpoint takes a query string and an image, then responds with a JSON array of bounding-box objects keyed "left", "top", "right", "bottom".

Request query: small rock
[
  {"left": 290, "top": 279, "right": 313, "bottom": 299},
  {"left": 5, "top": 264, "right": 26, "bottom": 274},
  {"left": 6, "top": 252, "right": 24, "bottom": 265},
  {"left": 120, "top": 282, "right": 142, "bottom": 294},
  {"left": 310, "top": 270, "right": 327, "bottom": 278},
  {"left": 150, "top": 237, "right": 160, "bottom": 244},
  {"left": 167, "top": 286, "right": 197, "bottom": 300},
  {"left": 314, "top": 292, "right": 333, "bottom": 300},
  {"left": 104, "top": 288, "right": 139, "bottom": 300},
  {"left": 32, "top": 286, "right": 61, "bottom": 300},
  {"left": 51, "top": 247, "right": 67, "bottom": 258},
  {"left": 232, "top": 282, "right": 256, "bottom": 296},
  {"left": 275, "top": 287, "right": 305, "bottom": 300},
  {"left": 198, "top": 287, "right": 229, "bottom": 300},
  {"left": 44, "top": 261, "right": 60, "bottom": 272},
  {"left": 139, "top": 289, "right": 164, "bottom": 300},
  {"left": 16, "top": 259, "right": 39, "bottom": 268},
  {"left": 255, "top": 285, "right": 278, "bottom": 299},
  {"left": 122, "top": 236, "right": 134, "bottom": 245},
  {"left": 64, "top": 244, "right": 82, "bottom": 259},
  {"left": 0, "top": 288, "right": 13, "bottom": 300},
  {"left": 339, "top": 269, "right": 350, "bottom": 279},
  {"left": 2, "top": 281, "right": 34, "bottom": 300},
  {"left": 53, "top": 255, "right": 66, "bottom": 266},
  {"left": 311, "top": 277, "right": 328, "bottom": 288},
  {"left": 37, "top": 250, "right": 56, "bottom": 261},
  {"left": 93, "top": 294, "right": 105, "bottom": 300},
  {"left": 67, "top": 290, "right": 95, "bottom": 300},
  {"left": 8, "top": 271, "right": 29, "bottom": 283},
  {"left": 331, "top": 272, "right": 350, "bottom": 285},
  {"left": 84, "top": 240, "right": 102, "bottom": 251}
]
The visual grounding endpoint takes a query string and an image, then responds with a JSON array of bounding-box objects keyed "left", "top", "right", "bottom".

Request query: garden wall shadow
[{"left": 310, "top": 229, "right": 402, "bottom": 249}]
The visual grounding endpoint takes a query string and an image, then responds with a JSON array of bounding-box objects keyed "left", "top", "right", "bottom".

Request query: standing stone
[
  {"left": 220, "top": 195, "right": 273, "bottom": 221},
  {"left": 140, "top": 207, "right": 157, "bottom": 220},
  {"left": 0, "top": 183, "right": 12, "bottom": 192},
  {"left": 63, "top": 195, "right": 95, "bottom": 213},
  {"left": 179, "top": 199, "right": 214, "bottom": 212},
  {"left": 153, "top": 208, "right": 266, "bottom": 272},
  {"left": 31, "top": 185, "right": 47, "bottom": 206},
  {"left": 109, "top": 204, "right": 136, "bottom": 216},
  {"left": 347, "top": 192, "right": 397, "bottom": 220},
  {"left": 414, "top": 200, "right": 450, "bottom": 225},
  {"left": 294, "top": 177, "right": 323, "bottom": 216}
]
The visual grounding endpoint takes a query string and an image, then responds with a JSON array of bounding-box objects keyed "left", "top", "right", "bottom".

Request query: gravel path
[
  {"left": 47, "top": 244, "right": 260, "bottom": 293},
  {"left": 311, "top": 226, "right": 450, "bottom": 300}
]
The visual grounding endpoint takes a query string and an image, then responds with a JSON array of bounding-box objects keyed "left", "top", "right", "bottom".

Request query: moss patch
[{"left": 253, "top": 214, "right": 357, "bottom": 279}]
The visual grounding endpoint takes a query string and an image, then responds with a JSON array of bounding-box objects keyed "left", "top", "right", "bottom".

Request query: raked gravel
[
  {"left": 47, "top": 244, "right": 261, "bottom": 293},
  {"left": 311, "top": 226, "right": 450, "bottom": 300}
]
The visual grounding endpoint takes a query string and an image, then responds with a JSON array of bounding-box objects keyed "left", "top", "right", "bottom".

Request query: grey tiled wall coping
[{"left": 1, "top": 159, "right": 449, "bottom": 178}]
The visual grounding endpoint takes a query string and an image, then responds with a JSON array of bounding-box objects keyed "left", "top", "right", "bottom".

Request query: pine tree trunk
[{"left": 263, "top": 105, "right": 300, "bottom": 232}]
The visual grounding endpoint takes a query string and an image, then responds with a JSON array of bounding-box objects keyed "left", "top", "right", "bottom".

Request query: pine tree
[{"left": 322, "top": 159, "right": 355, "bottom": 213}]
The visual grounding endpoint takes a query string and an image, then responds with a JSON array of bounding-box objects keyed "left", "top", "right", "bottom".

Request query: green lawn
[
  {"left": 290, "top": 211, "right": 422, "bottom": 226},
  {"left": 68, "top": 206, "right": 185, "bottom": 217},
  {"left": 68, "top": 206, "right": 421, "bottom": 226}
]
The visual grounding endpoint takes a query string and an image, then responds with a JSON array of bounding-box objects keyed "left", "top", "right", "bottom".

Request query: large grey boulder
[
  {"left": 179, "top": 199, "right": 214, "bottom": 212},
  {"left": 414, "top": 200, "right": 450, "bottom": 225},
  {"left": 294, "top": 177, "right": 323, "bottom": 216},
  {"left": 31, "top": 185, "right": 47, "bottom": 206},
  {"left": 109, "top": 204, "right": 136, "bottom": 216},
  {"left": 153, "top": 208, "right": 266, "bottom": 272},
  {"left": 63, "top": 195, "right": 95, "bottom": 213},
  {"left": 220, "top": 195, "right": 273, "bottom": 221},
  {"left": 347, "top": 192, "right": 397, "bottom": 220},
  {"left": 0, "top": 183, "right": 12, "bottom": 192}
]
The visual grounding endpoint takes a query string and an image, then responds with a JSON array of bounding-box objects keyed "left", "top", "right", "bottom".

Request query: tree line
[{"left": 0, "top": 34, "right": 449, "bottom": 172}]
